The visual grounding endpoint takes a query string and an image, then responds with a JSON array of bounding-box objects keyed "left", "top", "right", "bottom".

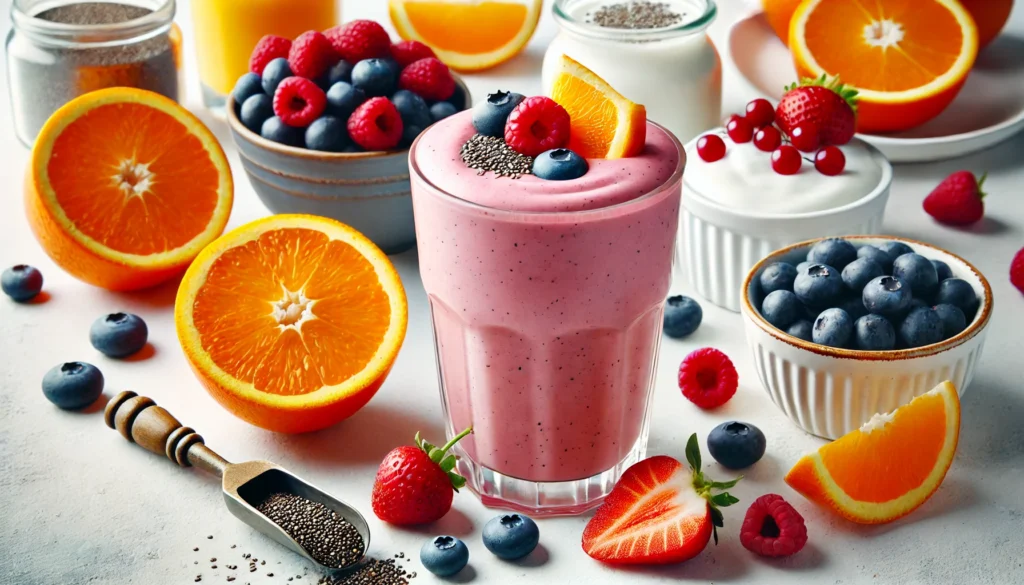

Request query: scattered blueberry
[
  {"left": 240, "top": 93, "right": 274, "bottom": 133},
  {"left": 472, "top": 90, "right": 525, "bottom": 137},
  {"left": 854, "top": 314, "right": 896, "bottom": 351},
  {"left": 931, "top": 259, "right": 953, "bottom": 282},
  {"left": 261, "top": 116, "right": 303, "bottom": 147},
  {"left": 842, "top": 257, "right": 884, "bottom": 293},
  {"left": 232, "top": 73, "right": 264, "bottom": 109},
  {"left": 876, "top": 241, "right": 915, "bottom": 264},
  {"left": 305, "top": 116, "right": 351, "bottom": 152},
  {"left": 759, "top": 262, "right": 798, "bottom": 295},
  {"left": 807, "top": 238, "right": 857, "bottom": 271},
  {"left": 863, "top": 275, "right": 912, "bottom": 316},
  {"left": 42, "top": 362, "right": 103, "bottom": 410},
  {"left": 813, "top": 308, "right": 853, "bottom": 348},
  {"left": 707, "top": 421, "right": 766, "bottom": 470},
  {"left": 893, "top": 254, "right": 939, "bottom": 300},
  {"left": 794, "top": 264, "right": 843, "bottom": 308},
  {"left": 899, "top": 306, "right": 945, "bottom": 348},
  {"left": 261, "top": 58, "right": 292, "bottom": 96},
  {"left": 482, "top": 514, "right": 539, "bottom": 560},
  {"left": 90, "top": 312, "right": 148, "bottom": 358},
  {"left": 532, "top": 148, "right": 588, "bottom": 181},
  {"left": 420, "top": 536, "right": 469, "bottom": 577},
  {"left": 761, "top": 290, "right": 802, "bottom": 329},
  {"left": 663, "top": 295, "right": 702, "bottom": 339},
  {"left": 786, "top": 319, "right": 814, "bottom": 341},
  {"left": 857, "top": 245, "right": 894, "bottom": 272},
  {"left": 391, "top": 89, "right": 432, "bottom": 130},
  {"left": 326, "top": 82, "right": 366, "bottom": 119},
  {"left": 933, "top": 303, "right": 967, "bottom": 338},
  {"left": 430, "top": 101, "right": 459, "bottom": 122},
  {"left": 837, "top": 295, "right": 867, "bottom": 320},
  {"left": 935, "top": 278, "right": 978, "bottom": 315},
  {"left": 2, "top": 265, "right": 43, "bottom": 302},
  {"left": 351, "top": 58, "right": 396, "bottom": 97},
  {"left": 320, "top": 59, "right": 353, "bottom": 89}
]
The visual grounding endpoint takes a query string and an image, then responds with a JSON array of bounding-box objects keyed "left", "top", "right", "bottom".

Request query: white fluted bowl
[{"left": 740, "top": 236, "right": 993, "bottom": 440}]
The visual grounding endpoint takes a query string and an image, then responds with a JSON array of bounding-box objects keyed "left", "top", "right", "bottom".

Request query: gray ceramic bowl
[{"left": 227, "top": 76, "right": 470, "bottom": 255}]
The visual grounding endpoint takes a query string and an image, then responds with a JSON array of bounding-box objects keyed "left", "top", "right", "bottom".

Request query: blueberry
[
  {"left": 857, "top": 245, "right": 894, "bottom": 272},
  {"left": 401, "top": 124, "right": 424, "bottom": 147},
  {"left": 320, "top": 59, "right": 353, "bottom": 89},
  {"left": 854, "top": 314, "right": 895, "bottom": 351},
  {"left": 240, "top": 94, "right": 274, "bottom": 133},
  {"left": 759, "top": 262, "right": 798, "bottom": 295},
  {"left": 899, "top": 307, "right": 945, "bottom": 348},
  {"left": 305, "top": 116, "right": 350, "bottom": 152},
  {"left": 935, "top": 278, "right": 978, "bottom": 315},
  {"left": 472, "top": 90, "right": 525, "bottom": 137},
  {"left": 261, "top": 116, "right": 303, "bottom": 147},
  {"left": 420, "top": 536, "right": 469, "bottom": 577},
  {"left": 796, "top": 261, "right": 812, "bottom": 273},
  {"left": 876, "top": 241, "right": 915, "bottom": 264},
  {"left": 533, "top": 148, "right": 588, "bottom": 181},
  {"left": 326, "top": 82, "right": 367, "bottom": 119},
  {"left": 933, "top": 303, "right": 967, "bottom": 338},
  {"left": 2, "top": 265, "right": 43, "bottom": 302},
  {"left": 707, "top": 421, "right": 766, "bottom": 469},
  {"left": 842, "top": 257, "right": 884, "bottom": 293},
  {"left": 351, "top": 58, "right": 396, "bottom": 97},
  {"left": 863, "top": 275, "right": 912, "bottom": 316},
  {"left": 90, "top": 312, "right": 148, "bottom": 358},
  {"left": 663, "top": 295, "right": 702, "bottom": 339},
  {"left": 261, "top": 58, "right": 292, "bottom": 96},
  {"left": 793, "top": 264, "right": 844, "bottom": 308},
  {"left": 893, "top": 254, "right": 939, "bottom": 300},
  {"left": 838, "top": 295, "right": 867, "bottom": 320},
  {"left": 446, "top": 83, "right": 468, "bottom": 110},
  {"left": 761, "top": 290, "right": 802, "bottom": 329},
  {"left": 813, "top": 308, "right": 853, "bottom": 348},
  {"left": 807, "top": 238, "right": 857, "bottom": 271},
  {"left": 787, "top": 319, "right": 814, "bottom": 341},
  {"left": 232, "top": 73, "right": 264, "bottom": 109},
  {"left": 931, "top": 259, "right": 953, "bottom": 282},
  {"left": 482, "top": 514, "right": 539, "bottom": 560},
  {"left": 430, "top": 101, "right": 459, "bottom": 122},
  {"left": 42, "top": 362, "right": 103, "bottom": 410},
  {"left": 391, "top": 89, "right": 432, "bottom": 130}
]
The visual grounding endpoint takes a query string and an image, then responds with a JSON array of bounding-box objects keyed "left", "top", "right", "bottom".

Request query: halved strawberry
[{"left": 582, "top": 434, "right": 741, "bottom": 565}]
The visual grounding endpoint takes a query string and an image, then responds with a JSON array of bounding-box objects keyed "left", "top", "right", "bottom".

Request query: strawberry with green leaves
[{"left": 776, "top": 74, "right": 859, "bottom": 151}]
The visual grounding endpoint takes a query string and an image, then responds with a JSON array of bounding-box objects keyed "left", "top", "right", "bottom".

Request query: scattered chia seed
[
  {"left": 255, "top": 492, "right": 365, "bottom": 569},
  {"left": 461, "top": 134, "right": 535, "bottom": 179},
  {"left": 588, "top": 1, "right": 684, "bottom": 29},
  {"left": 317, "top": 558, "right": 414, "bottom": 585}
]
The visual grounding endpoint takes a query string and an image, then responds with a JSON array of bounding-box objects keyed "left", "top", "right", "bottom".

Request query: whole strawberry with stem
[
  {"left": 371, "top": 427, "right": 473, "bottom": 525},
  {"left": 923, "top": 171, "right": 987, "bottom": 226},
  {"left": 776, "top": 74, "right": 858, "bottom": 147},
  {"left": 582, "top": 433, "right": 741, "bottom": 565}
]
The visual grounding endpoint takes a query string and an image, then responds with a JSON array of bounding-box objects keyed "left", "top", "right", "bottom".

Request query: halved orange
[
  {"left": 389, "top": 0, "right": 543, "bottom": 72},
  {"left": 175, "top": 215, "right": 408, "bottom": 434},
  {"left": 26, "top": 88, "right": 233, "bottom": 291},
  {"left": 959, "top": 0, "right": 1014, "bottom": 49},
  {"left": 547, "top": 55, "right": 647, "bottom": 159},
  {"left": 785, "top": 381, "right": 960, "bottom": 524},
  {"left": 761, "top": 0, "right": 804, "bottom": 45},
  {"left": 790, "top": 0, "right": 978, "bottom": 133}
]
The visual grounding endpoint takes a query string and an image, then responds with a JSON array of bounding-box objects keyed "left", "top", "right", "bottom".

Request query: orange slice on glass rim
[
  {"left": 548, "top": 54, "right": 646, "bottom": 159},
  {"left": 25, "top": 88, "right": 233, "bottom": 291},
  {"left": 785, "top": 381, "right": 960, "bottom": 524},
  {"left": 389, "top": 0, "right": 543, "bottom": 72},
  {"left": 175, "top": 215, "right": 408, "bottom": 434}
]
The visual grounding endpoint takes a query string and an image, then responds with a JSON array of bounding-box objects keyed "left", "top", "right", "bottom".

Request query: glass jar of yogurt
[{"left": 542, "top": 0, "right": 721, "bottom": 145}]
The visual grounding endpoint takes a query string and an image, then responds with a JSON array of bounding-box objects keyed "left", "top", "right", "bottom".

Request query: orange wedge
[
  {"left": 175, "top": 215, "right": 408, "bottom": 434},
  {"left": 548, "top": 55, "right": 647, "bottom": 159},
  {"left": 790, "top": 0, "right": 978, "bottom": 133},
  {"left": 785, "top": 381, "right": 960, "bottom": 524},
  {"left": 389, "top": 0, "right": 542, "bottom": 72},
  {"left": 26, "top": 88, "right": 233, "bottom": 291}
]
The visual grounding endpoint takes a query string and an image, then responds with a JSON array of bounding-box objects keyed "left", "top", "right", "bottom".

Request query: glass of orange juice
[{"left": 192, "top": 0, "right": 338, "bottom": 112}]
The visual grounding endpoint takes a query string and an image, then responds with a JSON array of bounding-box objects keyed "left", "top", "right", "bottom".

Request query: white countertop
[{"left": 2, "top": 1, "right": 1024, "bottom": 584}]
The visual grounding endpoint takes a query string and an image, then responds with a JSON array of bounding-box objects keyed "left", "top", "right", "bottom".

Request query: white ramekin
[
  {"left": 677, "top": 139, "right": 893, "bottom": 312},
  {"left": 740, "top": 236, "right": 993, "bottom": 440}
]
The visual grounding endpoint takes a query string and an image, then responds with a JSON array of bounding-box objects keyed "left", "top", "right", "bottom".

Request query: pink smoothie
[{"left": 411, "top": 112, "right": 683, "bottom": 485}]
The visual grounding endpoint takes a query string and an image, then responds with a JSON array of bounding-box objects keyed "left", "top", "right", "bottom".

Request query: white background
[{"left": 2, "top": 1, "right": 1024, "bottom": 584}]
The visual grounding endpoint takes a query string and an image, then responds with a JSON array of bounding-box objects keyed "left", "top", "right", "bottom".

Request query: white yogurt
[{"left": 684, "top": 132, "right": 885, "bottom": 215}]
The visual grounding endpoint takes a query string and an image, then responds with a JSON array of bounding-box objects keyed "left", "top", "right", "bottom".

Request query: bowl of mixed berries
[
  {"left": 740, "top": 235, "right": 992, "bottom": 439},
  {"left": 226, "top": 20, "right": 469, "bottom": 254}
]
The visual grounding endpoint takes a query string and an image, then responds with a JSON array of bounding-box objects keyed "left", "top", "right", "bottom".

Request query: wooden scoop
[{"left": 104, "top": 391, "right": 370, "bottom": 571}]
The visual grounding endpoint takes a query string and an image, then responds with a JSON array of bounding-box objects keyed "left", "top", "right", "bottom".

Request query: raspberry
[
  {"left": 740, "top": 494, "right": 808, "bottom": 558},
  {"left": 273, "top": 77, "right": 327, "bottom": 128},
  {"left": 503, "top": 96, "right": 570, "bottom": 157},
  {"left": 1012, "top": 247, "right": 1024, "bottom": 295},
  {"left": 325, "top": 20, "right": 392, "bottom": 64},
  {"left": 348, "top": 97, "right": 403, "bottom": 151},
  {"left": 677, "top": 347, "right": 738, "bottom": 409},
  {"left": 288, "top": 30, "right": 337, "bottom": 80},
  {"left": 249, "top": 35, "right": 291, "bottom": 75},
  {"left": 391, "top": 40, "right": 437, "bottom": 68},
  {"left": 397, "top": 58, "right": 455, "bottom": 102}
]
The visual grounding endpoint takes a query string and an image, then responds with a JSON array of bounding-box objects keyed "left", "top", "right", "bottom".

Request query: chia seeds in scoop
[{"left": 255, "top": 492, "right": 365, "bottom": 569}]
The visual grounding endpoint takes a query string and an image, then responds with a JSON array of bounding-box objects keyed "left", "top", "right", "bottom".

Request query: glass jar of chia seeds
[{"left": 5, "top": 0, "right": 182, "bottom": 146}]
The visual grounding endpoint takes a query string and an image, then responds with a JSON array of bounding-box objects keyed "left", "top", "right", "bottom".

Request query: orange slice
[
  {"left": 761, "top": 0, "right": 804, "bottom": 45},
  {"left": 790, "top": 0, "right": 978, "bottom": 134},
  {"left": 26, "top": 88, "right": 233, "bottom": 291},
  {"left": 175, "top": 215, "right": 408, "bottom": 434},
  {"left": 547, "top": 55, "right": 646, "bottom": 159},
  {"left": 785, "top": 381, "right": 960, "bottom": 524},
  {"left": 389, "top": 0, "right": 542, "bottom": 72}
]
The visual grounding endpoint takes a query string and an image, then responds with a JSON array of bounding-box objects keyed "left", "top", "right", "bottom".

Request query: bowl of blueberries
[{"left": 740, "top": 236, "right": 992, "bottom": 439}]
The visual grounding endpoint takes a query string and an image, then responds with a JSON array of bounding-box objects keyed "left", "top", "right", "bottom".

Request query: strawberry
[
  {"left": 371, "top": 427, "right": 472, "bottom": 526},
  {"left": 582, "top": 434, "right": 741, "bottom": 565},
  {"left": 923, "top": 171, "right": 986, "bottom": 226},
  {"left": 776, "top": 74, "right": 858, "bottom": 147},
  {"left": 1011, "top": 247, "right": 1024, "bottom": 295}
]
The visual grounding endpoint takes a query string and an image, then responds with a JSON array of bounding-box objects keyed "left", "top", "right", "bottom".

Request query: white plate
[{"left": 727, "top": 11, "right": 1024, "bottom": 163}]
